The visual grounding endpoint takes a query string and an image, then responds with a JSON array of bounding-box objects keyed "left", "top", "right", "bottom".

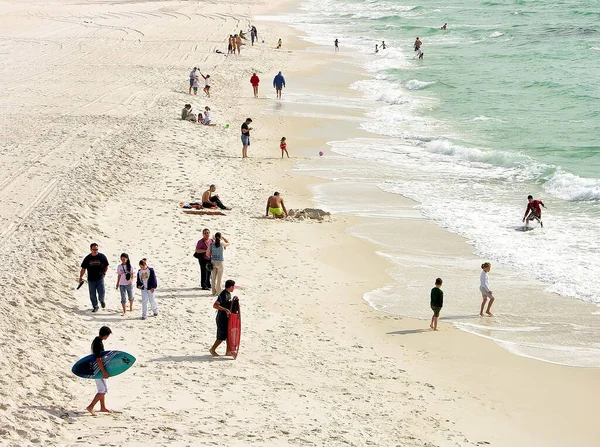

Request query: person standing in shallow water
[
  {"left": 414, "top": 37, "right": 422, "bottom": 51},
  {"left": 479, "top": 263, "right": 495, "bottom": 317},
  {"left": 430, "top": 278, "right": 443, "bottom": 331},
  {"left": 334, "top": 39, "right": 339, "bottom": 51}
]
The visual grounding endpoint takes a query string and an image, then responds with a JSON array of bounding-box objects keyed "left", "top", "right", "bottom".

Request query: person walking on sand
[
  {"left": 430, "top": 278, "right": 443, "bottom": 331},
  {"left": 273, "top": 71, "right": 285, "bottom": 99},
  {"left": 276, "top": 38, "right": 282, "bottom": 49},
  {"left": 241, "top": 117, "right": 252, "bottom": 158},
  {"left": 137, "top": 258, "right": 158, "bottom": 320},
  {"left": 280, "top": 137, "right": 290, "bottom": 158},
  {"left": 79, "top": 243, "right": 109, "bottom": 312},
  {"left": 115, "top": 253, "right": 134, "bottom": 316},
  {"left": 189, "top": 67, "right": 198, "bottom": 94},
  {"left": 250, "top": 73, "right": 260, "bottom": 98},
  {"left": 235, "top": 34, "right": 242, "bottom": 54},
  {"left": 414, "top": 37, "right": 422, "bottom": 51},
  {"left": 266, "top": 192, "right": 288, "bottom": 218},
  {"left": 195, "top": 228, "right": 213, "bottom": 290},
  {"left": 334, "top": 39, "right": 339, "bottom": 51},
  {"left": 227, "top": 35, "right": 234, "bottom": 54},
  {"left": 479, "top": 263, "right": 495, "bottom": 316},
  {"left": 250, "top": 27, "right": 256, "bottom": 46},
  {"left": 201, "top": 184, "right": 231, "bottom": 210},
  {"left": 206, "top": 232, "right": 230, "bottom": 296},
  {"left": 231, "top": 35, "right": 237, "bottom": 54},
  {"left": 523, "top": 195, "right": 546, "bottom": 228},
  {"left": 209, "top": 279, "right": 238, "bottom": 356},
  {"left": 86, "top": 326, "right": 112, "bottom": 416},
  {"left": 200, "top": 73, "right": 211, "bottom": 98}
]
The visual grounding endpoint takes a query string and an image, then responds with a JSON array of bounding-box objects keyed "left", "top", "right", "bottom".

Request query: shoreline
[{"left": 0, "top": 0, "right": 597, "bottom": 446}]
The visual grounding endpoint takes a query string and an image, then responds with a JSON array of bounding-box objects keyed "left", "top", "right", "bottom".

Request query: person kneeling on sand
[
  {"left": 202, "top": 106, "right": 216, "bottom": 126},
  {"left": 201, "top": 184, "right": 231, "bottom": 210},
  {"left": 210, "top": 279, "right": 237, "bottom": 356},
  {"left": 181, "top": 104, "right": 197, "bottom": 122},
  {"left": 266, "top": 191, "right": 288, "bottom": 218},
  {"left": 87, "top": 326, "right": 112, "bottom": 416}
]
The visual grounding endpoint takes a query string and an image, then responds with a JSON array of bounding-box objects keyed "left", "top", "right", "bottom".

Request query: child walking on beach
[
  {"left": 137, "top": 258, "right": 158, "bottom": 320},
  {"left": 115, "top": 253, "right": 134, "bottom": 316},
  {"left": 479, "top": 262, "right": 495, "bottom": 317},
  {"left": 280, "top": 137, "right": 289, "bottom": 158},
  {"left": 430, "top": 278, "right": 443, "bottom": 331},
  {"left": 86, "top": 326, "right": 112, "bottom": 416}
]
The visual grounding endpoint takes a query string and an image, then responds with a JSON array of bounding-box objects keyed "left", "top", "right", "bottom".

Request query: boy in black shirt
[
  {"left": 86, "top": 326, "right": 112, "bottom": 416},
  {"left": 430, "top": 278, "right": 443, "bottom": 331},
  {"left": 210, "top": 280, "right": 236, "bottom": 356}
]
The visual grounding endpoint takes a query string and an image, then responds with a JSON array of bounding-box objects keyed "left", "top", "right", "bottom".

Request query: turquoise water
[{"left": 267, "top": 0, "right": 600, "bottom": 365}]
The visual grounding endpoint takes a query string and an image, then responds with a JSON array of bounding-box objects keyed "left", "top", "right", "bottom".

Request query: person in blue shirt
[{"left": 273, "top": 71, "right": 285, "bottom": 99}]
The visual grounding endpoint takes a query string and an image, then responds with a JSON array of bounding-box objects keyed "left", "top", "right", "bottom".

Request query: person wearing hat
[{"left": 241, "top": 118, "right": 253, "bottom": 158}]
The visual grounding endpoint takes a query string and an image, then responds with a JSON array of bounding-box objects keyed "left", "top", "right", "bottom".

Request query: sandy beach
[{"left": 0, "top": 0, "right": 598, "bottom": 446}]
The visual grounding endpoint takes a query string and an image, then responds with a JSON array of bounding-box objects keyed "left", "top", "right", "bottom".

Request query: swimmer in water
[{"left": 441, "top": 23, "right": 447, "bottom": 30}]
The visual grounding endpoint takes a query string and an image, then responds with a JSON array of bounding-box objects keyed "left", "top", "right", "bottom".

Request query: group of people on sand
[
  {"left": 188, "top": 67, "right": 211, "bottom": 97},
  {"left": 429, "top": 195, "right": 547, "bottom": 329},
  {"left": 181, "top": 104, "right": 215, "bottom": 125}
]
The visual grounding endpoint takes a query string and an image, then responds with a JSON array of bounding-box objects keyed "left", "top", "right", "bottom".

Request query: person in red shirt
[
  {"left": 250, "top": 73, "right": 260, "bottom": 98},
  {"left": 523, "top": 195, "right": 546, "bottom": 227}
]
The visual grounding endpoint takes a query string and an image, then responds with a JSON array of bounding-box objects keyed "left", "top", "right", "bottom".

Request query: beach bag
[{"left": 206, "top": 261, "right": 214, "bottom": 272}]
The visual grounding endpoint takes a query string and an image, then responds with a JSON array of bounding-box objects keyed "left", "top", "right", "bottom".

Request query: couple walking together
[{"left": 195, "top": 229, "right": 230, "bottom": 295}]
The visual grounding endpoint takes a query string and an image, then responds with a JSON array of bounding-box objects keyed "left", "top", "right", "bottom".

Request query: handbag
[
  {"left": 206, "top": 261, "right": 213, "bottom": 272},
  {"left": 193, "top": 252, "right": 202, "bottom": 259}
]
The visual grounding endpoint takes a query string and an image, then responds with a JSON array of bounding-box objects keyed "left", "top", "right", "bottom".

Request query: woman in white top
[
  {"left": 203, "top": 106, "right": 216, "bottom": 126},
  {"left": 479, "top": 262, "right": 495, "bottom": 316}
]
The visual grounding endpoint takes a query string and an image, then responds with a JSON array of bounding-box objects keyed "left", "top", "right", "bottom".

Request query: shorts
[
  {"left": 216, "top": 311, "right": 229, "bottom": 341},
  {"left": 241, "top": 135, "right": 250, "bottom": 146},
  {"left": 528, "top": 213, "right": 541, "bottom": 221},
  {"left": 205, "top": 85, "right": 211, "bottom": 90},
  {"left": 431, "top": 306, "right": 442, "bottom": 317},
  {"left": 193, "top": 87, "right": 198, "bottom": 92},
  {"left": 189, "top": 78, "right": 194, "bottom": 87},
  {"left": 269, "top": 207, "right": 283, "bottom": 216},
  {"left": 204, "top": 119, "right": 211, "bottom": 125},
  {"left": 480, "top": 286, "right": 495, "bottom": 299},
  {"left": 119, "top": 284, "right": 134, "bottom": 304},
  {"left": 95, "top": 378, "right": 108, "bottom": 394}
]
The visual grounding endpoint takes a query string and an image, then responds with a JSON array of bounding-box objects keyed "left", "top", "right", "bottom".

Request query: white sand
[{"left": 0, "top": 1, "right": 598, "bottom": 446}]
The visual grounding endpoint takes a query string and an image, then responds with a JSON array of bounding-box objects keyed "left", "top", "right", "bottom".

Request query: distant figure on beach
[
  {"left": 250, "top": 73, "right": 260, "bottom": 98},
  {"left": 210, "top": 279, "right": 237, "bottom": 356},
  {"left": 206, "top": 233, "right": 230, "bottom": 296},
  {"left": 250, "top": 26, "right": 257, "bottom": 45},
  {"left": 273, "top": 71, "right": 286, "bottom": 99},
  {"left": 203, "top": 106, "right": 216, "bottom": 126},
  {"left": 86, "top": 326, "right": 112, "bottom": 416},
  {"left": 202, "top": 184, "right": 231, "bottom": 210},
  {"left": 523, "top": 195, "right": 546, "bottom": 228},
  {"left": 280, "top": 137, "right": 290, "bottom": 158},
  {"left": 192, "top": 76, "right": 199, "bottom": 95},
  {"left": 235, "top": 34, "right": 242, "bottom": 54},
  {"left": 115, "top": 253, "right": 134, "bottom": 317},
  {"left": 414, "top": 37, "right": 422, "bottom": 51},
  {"left": 381, "top": 41, "right": 387, "bottom": 49},
  {"left": 276, "top": 38, "right": 282, "bottom": 49},
  {"left": 441, "top": 23, "right": 447, "bottom": 30},
  {"left": 195, "top": 228, "right": 213, "bottom": 290},
  {"left": 181, "top": 104, "right": 195, "bottom": 121},
  {"left": 266, "top": 192, "right": 288, "bottom": 218},
  {"left": 189, "top": 67, "right": 198, "bottom": 94},
  {"left": 228, "top": 35, "right": 234, "bottom": 54},
  {"left": 479, "top": 263, "right": 495, "bottom": 317},
  {"left": 79, "top": 243, "right": 109, "bottom": 312},
  {"left": 137, "top": 258, "right": 158, "bottom": 320},
  {"left": 239, "top": 29, "right": 247, "bottom": 40},
  {"left": 200, "top": 73, "right": 211, "bottom": 97},
  {"left": 375, "top": 44, "right": 379, "bottom": 53},
  {"left": 430, "top": 278, "right": 443, "bottom": 331},
  {"left": 334, "top": 39, "right": 339, "bottom": 51},
  {"left": 231, "top": 35, "right": 237, "bottom": 54},
  {"left": 241, "top": 117, "right": 252, "bottom": 158}
]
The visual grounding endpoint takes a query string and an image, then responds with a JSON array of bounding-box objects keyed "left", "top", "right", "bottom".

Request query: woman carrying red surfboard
[{"left": 210, "top": 279, "right": 239, "bottom": 357}]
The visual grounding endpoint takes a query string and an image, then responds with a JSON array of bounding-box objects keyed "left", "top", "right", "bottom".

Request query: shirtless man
[
  {"left": 202, "top": 185, "right": 231, "bottom": 210},
  {"left": 265, "top": 192, "right": 288, "bottom": 219},
  {"left": 523, "top": 195, "right": 546, "bottom": 228},
  {"left": 414, "top": 37, "right": 422, "bottom": 51}
]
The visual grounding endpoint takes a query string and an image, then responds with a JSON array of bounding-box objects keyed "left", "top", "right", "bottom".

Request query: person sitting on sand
[
  {"left": 201, "top": 185, "right": 231, "bottom": 210},
  {"left": 86, "top": 326, "right": 112, "bottom": 416},
  {"left": 430, "top": 278, "right": 443, "bottom": 331},
  {"left": 210, "top": 279, "right": 237, "bottom": 356},
  {"left": 479, "top": 263, "right": 495, "bottom": 317},
  {"left": 266, "top": 191, "right": 288, "bottom": 218},
  {"left": 203, "top": 106, "right": 216, "bottom": 126},
  {"left": 181, "top": 104, "right": 196, "bottom": 121}
]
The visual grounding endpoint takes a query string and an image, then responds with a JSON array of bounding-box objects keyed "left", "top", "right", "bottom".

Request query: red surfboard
[{"left": 227, "top": 298, "right": 241, "bottom": 359}]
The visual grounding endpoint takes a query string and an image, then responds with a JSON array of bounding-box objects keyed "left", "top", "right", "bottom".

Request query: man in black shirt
[
  {"left": 87, "top": 326, "right": 112, "bottom": 416},
  {"left": 79, "top": 243, "right": 110, "bottom": 312},
  {"left": 210, "top": 279, "right": 236, "bottom": 356},
  {"left": 430, "top": 278, "right": 443, "bottom": 331},
  {"left": 241, "top": 118, "right": 252, "bottom": 158}
]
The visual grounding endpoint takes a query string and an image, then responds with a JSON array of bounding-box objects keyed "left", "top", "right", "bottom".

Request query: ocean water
[{"left": 264, "top": 0, "right": 600, "bottom": 366}]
